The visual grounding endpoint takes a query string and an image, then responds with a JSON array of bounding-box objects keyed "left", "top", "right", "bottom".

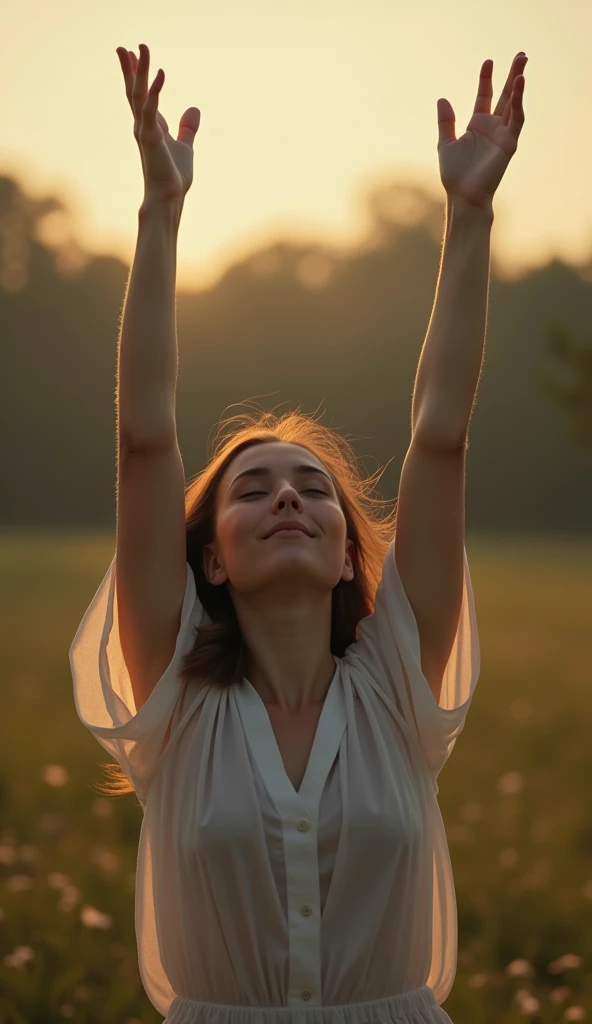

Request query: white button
[
  {"left": 300, "top": 904, "right": 312, "bottom": 916},
  {"left": 297, "top": 819, "right": 309, "bottom": 831},
  {"left": 301, "top": 989, "right": 312, "bottom": 1000}
]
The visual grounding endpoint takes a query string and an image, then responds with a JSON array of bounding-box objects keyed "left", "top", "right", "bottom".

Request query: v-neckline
[{"left": 235, "top": 657, "right": 348, "bottom": 814}]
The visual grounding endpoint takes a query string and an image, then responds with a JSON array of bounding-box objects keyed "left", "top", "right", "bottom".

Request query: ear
[{"left": 203, "top": 542, "right": 228, "bottom": 586}]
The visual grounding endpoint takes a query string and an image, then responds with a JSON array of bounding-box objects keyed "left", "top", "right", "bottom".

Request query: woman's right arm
[
  {"left": 115, "top": 43, "right": 200, "bottom": 451},
  {"left": 111, "top": 45, "right": 201, "bottom": 713},
  {"left": 117, "top": 198, "right": 183, "bottom": 451}
]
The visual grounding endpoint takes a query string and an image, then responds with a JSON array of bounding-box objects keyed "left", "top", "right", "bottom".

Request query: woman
[{"left": 70, "top": 43, "right": 527, "bottom": 1023}]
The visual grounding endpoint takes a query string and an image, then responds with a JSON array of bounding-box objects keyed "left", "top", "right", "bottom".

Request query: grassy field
[{"left": 0, "top": 530, "right": 591, "bottom": 1023}]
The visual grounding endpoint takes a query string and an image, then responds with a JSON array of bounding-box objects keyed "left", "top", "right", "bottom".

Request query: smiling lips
[
  {"left": 265, "top": 521, "right": 312, "bottom": 538},
  {"left": 271, "top": 529, "right": 308, "bottom": 536}
]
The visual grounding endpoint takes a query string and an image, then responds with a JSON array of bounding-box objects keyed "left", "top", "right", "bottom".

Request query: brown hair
[{"left": 95, "top": 403, "right": 398, "bottom": 798}]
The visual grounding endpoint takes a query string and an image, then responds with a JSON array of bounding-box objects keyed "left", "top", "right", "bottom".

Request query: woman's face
[{"left": 204, "top": 441, "right": 353, "bottom": 600}]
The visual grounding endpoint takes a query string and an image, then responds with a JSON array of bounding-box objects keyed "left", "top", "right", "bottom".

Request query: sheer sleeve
[
  {"left": 345, "top": 538, "right": 481, "bottom": 785},
  {"left": 69, "top": 552, "right": 207, "bottom": 806}
]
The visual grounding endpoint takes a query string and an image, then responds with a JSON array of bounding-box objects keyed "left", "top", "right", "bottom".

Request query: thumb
[
  {"left": 178, "top": 106, "right": 201, "bottom": 147},
  {"left": 437, "top": 98, "right": 456, "bottom": 148}
]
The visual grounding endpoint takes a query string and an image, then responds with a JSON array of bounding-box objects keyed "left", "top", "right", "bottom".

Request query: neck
[{"left": 246, "top": 653, "right": 337, "bottom": 714}]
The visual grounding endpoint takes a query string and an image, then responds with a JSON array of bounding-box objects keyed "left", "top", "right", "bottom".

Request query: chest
[{"left": 264, "top": 704, "right": 324, "bottom": 793}]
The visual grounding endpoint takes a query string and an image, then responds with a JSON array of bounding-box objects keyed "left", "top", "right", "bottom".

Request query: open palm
[
  {"left": 438, "top": 52, "right": 528, "bottom": 209},
  {"left": 117, "top": 45, "right": 201, "bottom": 203}
]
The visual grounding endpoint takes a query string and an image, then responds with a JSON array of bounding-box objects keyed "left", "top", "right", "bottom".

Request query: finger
[
  {"left": 178, "top": 107, "right": 201, "bottom": 147},
  {"left": 116, "top": 48, "right": 135, "bottom": 114},
  {"left": 473, "top": 59, "right": 493, "bottom": 116},
  {"left": 493, "top": 52, "right": 527, "bottom": 119},
  {"left": 131, "top": 42, "right": 150, "bottom": 122},
  {"left": 140, "top": 68, "right": 165, "bottom": 135},
  {"left": 505, "top": 75, "right": 525, "bottom": 140},
  {"left": 437, "top": 98, "right": 456, "bottom": 147}
]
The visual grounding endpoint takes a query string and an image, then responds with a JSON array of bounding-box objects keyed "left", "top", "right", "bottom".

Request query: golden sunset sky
[{"left": 2, "top": 0, "right": 589, "bottom": 291}]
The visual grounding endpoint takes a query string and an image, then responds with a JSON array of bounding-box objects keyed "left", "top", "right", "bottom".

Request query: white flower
[
  {"left": 3, "top": 946, "right": 35, "bottom": 969},
  {"left": 80, "top": 904, "right": 112, "bottom": 930},
  {"left": 42, "top": 765, "right": 69, "bottom": 787},
  {"left": 506, "top": 959, "right": 534, "bottom": 979},
  {"left": 497, "top": 770, "right": 524, "bottom": 796},
  {"left": 5, "top": 874, "right": 33, "bottom": 893}
]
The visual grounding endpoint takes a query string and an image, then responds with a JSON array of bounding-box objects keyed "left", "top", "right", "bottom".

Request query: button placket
[
  {"left": 286, "top": 811, "right": 321, "bottom": 1004},
  {"left": 235, "top": 670, "right": 348, "bottom": 1006}
]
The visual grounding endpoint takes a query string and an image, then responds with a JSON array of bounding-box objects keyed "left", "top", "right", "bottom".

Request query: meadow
[{"left": 0, "top": 530, "right": 591, "bottom": 1024}]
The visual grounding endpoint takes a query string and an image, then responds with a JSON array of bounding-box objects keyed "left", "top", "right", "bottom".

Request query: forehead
[{"left": 223, "top": 443, "right": 329, "bottom": 487}]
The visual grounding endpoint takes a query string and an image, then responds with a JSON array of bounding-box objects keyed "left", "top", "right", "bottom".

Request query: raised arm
[
  {"left": 113, "top": 44, "right": 201, "bottom": 711},
  {"left": 115, "top": 43, "right": 200, "bottom": 449}
]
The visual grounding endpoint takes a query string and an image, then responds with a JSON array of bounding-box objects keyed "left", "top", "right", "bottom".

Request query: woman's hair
[{"left": 95, "top": 403, "right": 398, "bottom": 799}]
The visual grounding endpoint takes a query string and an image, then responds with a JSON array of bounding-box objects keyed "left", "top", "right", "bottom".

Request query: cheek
[
  {"left": 324, "top": 504, "right": 347, "bottom": 535},
  {"left": 221, "top": 504, "right": 260, "bottom": 542}
]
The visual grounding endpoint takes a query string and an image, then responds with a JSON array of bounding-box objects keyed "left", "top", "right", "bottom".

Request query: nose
[{"left": 273, "top": 483, "right": 302, "bottom": 510}]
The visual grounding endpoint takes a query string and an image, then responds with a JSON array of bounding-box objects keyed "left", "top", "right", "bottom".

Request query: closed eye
[{"left": 240, "top": 489, "right": 327, "bottom": 498}]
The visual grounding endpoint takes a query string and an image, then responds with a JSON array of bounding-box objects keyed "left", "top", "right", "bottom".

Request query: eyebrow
[{"left": 229, "top": 464, "right": 333, "bottom": 490}]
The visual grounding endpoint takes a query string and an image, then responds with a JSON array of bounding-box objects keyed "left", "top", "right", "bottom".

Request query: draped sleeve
[
  {"left": 345, "top": 538, "right": 481, "bottom": 786},
  {"left": 69, "top": 552, "right": 206, "bottom": 807}
]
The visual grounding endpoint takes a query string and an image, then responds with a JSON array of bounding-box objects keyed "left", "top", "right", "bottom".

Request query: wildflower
[
  {"left": 58, "top": 885, "right": 80, "bottom": 912},
  {"left": 42, "top": 765, "right": 69, "bottom": 787},
  {"left": 48, "top": 872, "right": 71, "bottom": 890},
  {"left": 92, "top": 798, "right": 113, "bottom": 818},
  {"left": 460, "top": 801, "right": 483, "bottom": 823},
  {"left": 467, "top": 973, "right": 489, "bottom": 989},
  {"left": 89, "top": 846, "right": 120, "bottom": 872},
  {"left": 3, "top": 946, "right": 35, "bottom": 969},
  {"left": 497, "top": 771, "right": 524, "bottom": 796},
  {"left": 564, "top": 1008, "right": 585, "bottom": 1021},
  {"left": 506, "top": 959, "right": 534, "bottom": 979},
  {"left": 5, "top": 874, "right": 33, "bottom": 893},
  {"left": 0, "top": 844, "right": 17, "bottom": 866},
  {"left": 548, "top": 954, "right": 582, "bottom": 974},
  {"left": 499, "top": 847, "right": 519, "bottom": 868},
  {"left": 80, "top": 904, "right": 112, "bottom": 930}
]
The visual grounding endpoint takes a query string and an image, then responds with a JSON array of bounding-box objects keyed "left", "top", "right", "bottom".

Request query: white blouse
[{"left": 70, "top": 538, "right": 480, "bottom": 1019}]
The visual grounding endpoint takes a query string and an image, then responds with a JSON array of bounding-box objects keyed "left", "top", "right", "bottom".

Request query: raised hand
[
  {"left": 437, "top": 52, "right": 528, "bottom": 209},
  {"left": 116, "top": 43, "right": 201, "bottom": 206}
]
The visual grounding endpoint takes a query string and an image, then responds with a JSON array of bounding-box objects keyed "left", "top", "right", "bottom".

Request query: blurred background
[{"left": 1, "top": 0, "right": 591, "bottom": 1021}]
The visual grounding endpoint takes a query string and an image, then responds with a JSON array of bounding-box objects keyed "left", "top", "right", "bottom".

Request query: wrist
[
  {"left": 139, "top": 196, "right": 184, "bottom": 231},
  {"left": 446, "top": 193, "right": 494, "bottom": 225}
]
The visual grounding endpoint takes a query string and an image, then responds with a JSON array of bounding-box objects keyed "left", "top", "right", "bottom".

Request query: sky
[{"left": 2, "top": 0, "right": 590, "bottom": 292}]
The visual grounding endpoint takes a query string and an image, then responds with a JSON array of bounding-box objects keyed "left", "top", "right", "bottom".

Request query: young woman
[{"left": 70, "top": 43, "right": 527, "bottom": 1024}]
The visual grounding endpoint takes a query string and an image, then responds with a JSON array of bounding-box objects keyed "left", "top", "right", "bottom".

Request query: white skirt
[{"left": 165, "top": 985, "right": 454, "bottom": 1024}]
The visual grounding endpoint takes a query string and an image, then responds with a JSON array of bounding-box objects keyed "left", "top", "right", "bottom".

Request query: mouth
[
  {"left": 265, "top": 525, "right": 312, "bottom": 539},
  {"left": 268, "top": 529, "right": 309, "bottom": 537}
]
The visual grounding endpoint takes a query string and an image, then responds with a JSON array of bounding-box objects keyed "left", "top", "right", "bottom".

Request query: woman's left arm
[{"left": 411, "top": 52, "right": 528, "bottom": 450}]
